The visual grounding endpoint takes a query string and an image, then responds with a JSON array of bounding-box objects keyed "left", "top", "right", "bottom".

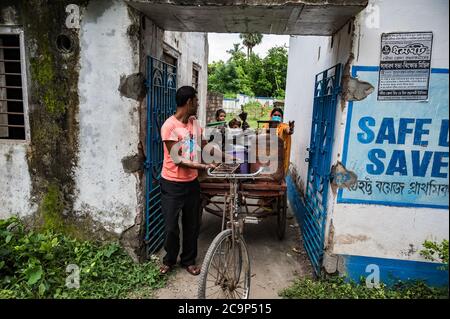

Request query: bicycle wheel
[
  {"left": 276, "top": 194, "right": 287, "bottom": 240},
  {"left": 198, "top": 229, "right": 251, "bottom": 299}
]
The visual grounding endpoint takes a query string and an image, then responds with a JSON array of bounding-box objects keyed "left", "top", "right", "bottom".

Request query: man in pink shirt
[{"left": 159, "top": 86, "right": 215, "bottom": 276}]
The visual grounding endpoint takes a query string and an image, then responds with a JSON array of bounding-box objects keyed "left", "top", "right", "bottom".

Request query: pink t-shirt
[{"left": 161, "top": 115, "right": 202, "bottom": 182}]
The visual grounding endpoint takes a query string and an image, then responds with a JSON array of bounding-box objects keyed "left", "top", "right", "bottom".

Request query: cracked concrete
[{"left": 126, "top": 0, "right": 368, "bottom": 35}]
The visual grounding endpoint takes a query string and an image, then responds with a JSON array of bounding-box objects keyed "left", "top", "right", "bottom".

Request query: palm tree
[
  {"left": 239, "top": 33, "right": 263, "bottom": 59},
  {"left": 227, "top": 43, "right": 243, "bottom": 56}
]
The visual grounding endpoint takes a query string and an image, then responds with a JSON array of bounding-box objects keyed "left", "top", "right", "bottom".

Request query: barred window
[
  {"left": 192, "top": 63, "right": 200, "bottom": 91},
  {"left": 163, "top": 52, "right": 176, "bottom": 67},
  {"left": 0, "top": 31, "right": 27, "bottom": 140}
]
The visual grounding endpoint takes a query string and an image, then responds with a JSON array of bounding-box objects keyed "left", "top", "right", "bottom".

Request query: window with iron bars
[
  {"left": 0, "top": 32, "right": 27, "bottom": 140},
  {"left": 192, "top": 64, "right": 199, "bottom": 91}
]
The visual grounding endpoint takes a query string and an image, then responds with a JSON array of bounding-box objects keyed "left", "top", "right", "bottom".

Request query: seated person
[
  {"left": 228, "top": 118, "right": 242, "bottom": 129},
  {"left": 207, "top": 109, "right": 227, "bottom": 144},
  {"left": 215, "top": 109, "right": 227, "bottom": 123}
]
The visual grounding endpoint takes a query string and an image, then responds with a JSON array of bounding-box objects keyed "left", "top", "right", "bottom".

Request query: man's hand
[
  {"left": 203, "top": 163, "right": 217, "bottom": 170},
  {"left": 288, "top": 121, "right": 295, "bottom": 135}
]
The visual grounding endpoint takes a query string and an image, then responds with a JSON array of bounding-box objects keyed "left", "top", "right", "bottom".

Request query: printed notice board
[{"left": 378, "top": 32, "right": 433, "bottom": 101}]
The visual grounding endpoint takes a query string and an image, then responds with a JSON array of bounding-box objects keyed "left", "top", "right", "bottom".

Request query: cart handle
[{"left": 207, "top": 167, "right": 264, "bottom": 179}]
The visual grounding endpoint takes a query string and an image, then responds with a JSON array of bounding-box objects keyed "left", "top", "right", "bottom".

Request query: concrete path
[{"left": 153, "top": 201, "right": 314, "bottom": 299}]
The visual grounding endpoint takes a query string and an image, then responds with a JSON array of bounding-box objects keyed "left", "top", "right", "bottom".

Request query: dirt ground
[{"left": 152, "top": 201, "right": 314, "bottom": 299}]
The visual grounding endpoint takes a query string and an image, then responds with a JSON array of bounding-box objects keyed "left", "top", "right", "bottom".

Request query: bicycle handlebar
[{"left": 206, "top": 167, "right": 264, "bottom": 179}]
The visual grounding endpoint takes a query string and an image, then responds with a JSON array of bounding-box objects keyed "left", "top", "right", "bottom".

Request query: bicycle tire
[
  {"left": 276, "top": 194, "right": 287, "bottom": 240},
  {"left": 198, "top": 229, "right": 251, "bottom": 299}
]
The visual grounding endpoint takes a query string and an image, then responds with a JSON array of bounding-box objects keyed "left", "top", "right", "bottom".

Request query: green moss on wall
[
  {"left": 17, "top": 0, "right": 88, "bottom": 235},
  {"left": 29, "top": 54, "right": 64, "bottom": 115},
  {"left": 2, "top": 0, "right": 125, "bottom": 242},
  {"left": 40, "top": 184, "right": 65, "bottom": 232},
  {"left": 36, "top": 183, "right": 115, "bottom": 242}
]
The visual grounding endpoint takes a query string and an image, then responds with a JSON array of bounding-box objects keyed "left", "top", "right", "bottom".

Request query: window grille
[
  {"left": 192, "top": 66, "right": 199, "bottom": 91},
  {"left": 0, "top": 32, "right": 26, "bottom": 140}
]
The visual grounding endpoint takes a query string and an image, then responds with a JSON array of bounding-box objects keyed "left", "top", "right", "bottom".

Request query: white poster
[{"left": 378, "top": 32, "right": 433, "bottom": 101}]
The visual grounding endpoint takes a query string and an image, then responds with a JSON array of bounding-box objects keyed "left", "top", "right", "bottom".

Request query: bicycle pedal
[{"left": 244, "top": 216, "right": 259, "bottom": 224}]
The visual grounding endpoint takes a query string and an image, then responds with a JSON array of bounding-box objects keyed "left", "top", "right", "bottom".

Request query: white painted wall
[
  {"left": 223, "top": 94, "right": 276, "bottom": 116},
  {"left": 74, "top": 2, "right": 210, "bottom": 235},
  {"left": 285, "top": 35, "right": 332, "bottom": 188},
  {"left": 223, "top": 98, "right": 241, "bottom": 114},
  {"left": 164, "top": 31, "right": 209, "bottom": 126},
  {"left": 74, "top": 0, "right": 140, "bottom": 234},
  {"left": 354, "top": 0, "right": 449, "bottom": 69},
  {"left": 0, "top": 142, "right": 34, "bottom": 219},
  {"left": 284, "top": 23, "right": 353, "bottom": 194},
  {"left": 0, "top": 26, "right": 34, "bottom": 220},
  {"left": 285, "top": 0, "right": 449, "bottom": 263},
  {"left": 331, "top": 0, "right": 449, "bottom": 261},
  {"left": 0, "top": 1, "right": 210, "bottom": 238}
]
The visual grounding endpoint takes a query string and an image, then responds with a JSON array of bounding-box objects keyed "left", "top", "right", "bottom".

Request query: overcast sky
[{"left": 208, "top": 33, "right": 291, "bottom": 63}]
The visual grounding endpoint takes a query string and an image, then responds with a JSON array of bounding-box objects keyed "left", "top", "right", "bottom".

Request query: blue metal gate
[
  {"left": 145, "top": 56, "right": 177, "bottom": 256},
  {"left": 303, "top": 64, "right": 342, "bottom": 275}
]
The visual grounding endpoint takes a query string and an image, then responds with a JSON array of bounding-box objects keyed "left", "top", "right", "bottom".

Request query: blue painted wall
[
  {"left": 287, "top": 175, "right": 449, "bottom": 287},
  {"left": 342, "top": 254, "right": 449, "bottom": 288}
]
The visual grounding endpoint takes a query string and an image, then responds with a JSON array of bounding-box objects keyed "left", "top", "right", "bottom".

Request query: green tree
[
  {"left": 208, "top": 60, "right": 240, "bottom": 95},
  {"left": 420, "top": 239, "right": 449, "bottom": 270},
  {"left": 239, "top": 33, "right": 263, "bottom": 59},
  {"left": 226, "top": 43, "right": 245, "bottom": 61},
  {"left": 263, "top": 46, "right": 288, "bottom": 98},
  {"left": 208, "top": 42, "right": 288, "bottom": 99},
  {"left": 245, "top": 54, "right": 272, "bottom": 97}
]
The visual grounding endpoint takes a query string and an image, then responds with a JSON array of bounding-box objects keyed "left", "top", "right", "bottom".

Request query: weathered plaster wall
[
  {"left": 164, "top": 31, "right": 209, "bottom": 125},
  {"left": 331, "top": 0, "right": 449, "bottom": 261},
  {"left": 285, "top": 0, "right": 449, "bottom": 267},
  {"left": 0, "top": 142, "right": 34, "bottom": 219},
  {"left": 284, "top": 21, "right": 354, "bottom": 201},
  {"left": 353, "top": 0, "right": 449, "bottom": 69},
  {"left": 0, "top": 1, "right": 88, "bottom": 234},
  {"left": 0, "top": 11, "right": 33, "bottom": 219},
  {"left": 74, "top": 0, "right": 140, "bottom": 236},
  {"left": 1, "top": 1, "right": 209, "bottom": 259}
]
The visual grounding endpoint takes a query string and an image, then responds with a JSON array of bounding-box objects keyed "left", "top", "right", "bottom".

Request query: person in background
[
  {"left": 265, "top": 107, "right": 294, "bottom": 174},
  {"left": 215, "top": 109, "right": 227, "bottom": 123},
  {"left": 228, "top": 118, "right": 242, "bottom": 129}
]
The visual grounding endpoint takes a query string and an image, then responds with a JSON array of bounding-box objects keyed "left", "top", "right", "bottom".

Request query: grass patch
[
  {"left": 280, "top": 276, "right": 449, "bottom": 299},
  {"left": 0, "top": 217, "right": 166, "bottom": 299}
]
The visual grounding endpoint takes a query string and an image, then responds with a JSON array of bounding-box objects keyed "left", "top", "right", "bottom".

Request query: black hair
[
  {"left": 176, "top": 86, "right": 197, "bottom": 107},
  {"left": 215, "top": 109, "right": 226, "bottom": 120},
  {"left": 270, "top": 107, "right": 284, "bottom": 117},
  {"left": 228, "top": 118, "right": 242, "bottom": 128}
]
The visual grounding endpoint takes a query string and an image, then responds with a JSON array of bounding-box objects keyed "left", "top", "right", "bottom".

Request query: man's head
[{"left": 176, "top": 86, "right": 198, "bottom": 116}]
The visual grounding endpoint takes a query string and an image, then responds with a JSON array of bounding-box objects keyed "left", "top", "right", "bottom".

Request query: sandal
[
  {"left": 182, "top": 265, "right": 201, "bottom": 276},
  {"left": 159, "top": 264, "right": 174, "bottom": 275}
]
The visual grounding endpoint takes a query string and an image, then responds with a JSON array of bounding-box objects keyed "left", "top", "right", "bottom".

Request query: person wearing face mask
[{"left": 264, "top": 107, "right": 295, "bottom": 174}]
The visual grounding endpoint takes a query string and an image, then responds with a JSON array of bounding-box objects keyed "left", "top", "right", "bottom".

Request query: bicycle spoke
[
  {"left": 234, "top": 286, "right": 246, "bottom": 298},
  {"left": 206, "top": 287, "right": 223, "bottom": 299},
  {"left": 234, "top": 289, "right": 243, "bottom": 299},
  {"left": 201, "top": 218, "right": 250, "bottom": 300}
]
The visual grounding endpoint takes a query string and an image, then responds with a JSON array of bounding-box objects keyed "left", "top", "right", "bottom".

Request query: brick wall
[{"left": 206, "top": 92, "right": 224, "bottom": 124}]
